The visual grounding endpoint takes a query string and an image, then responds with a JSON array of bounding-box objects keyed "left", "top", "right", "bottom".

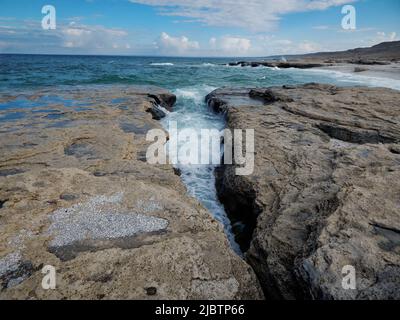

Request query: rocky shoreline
[
  {"left": 1, "top": 81, "right": 399, "bottom": 300},
  {"left": 207, "top": 83, "right": 400, "bottom": 300},
  {"left": 226, "top": 59, "right": 400, "bottom": 81},
  {"left": 0, "top": 86, "right": 263, "bottom": 299},
  {"left": 227, "top": 41, "right": 400, "bottom": 81}
]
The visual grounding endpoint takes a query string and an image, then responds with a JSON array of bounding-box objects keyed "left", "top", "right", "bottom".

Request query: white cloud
[
  {"left": 0, "top": 20, "right": 133, "bottom": 54},
  {"left": 61, "top": 23, "right": 129, "bottom": 49},
  {"left": 241, "top": 34, "right": 321, "bottom": 56},
  {"left": 207, "top": 34, "right": 321, "bottom": 56},
  {"left": 209, "top": 36, "right": 251, "bottom": 55},
  {"left": 130, "top": 0, "right": 357, "bottom": 31},
  {"left": 297, "top": 40, "right": 320, "bottom": 53},
  {"left": 376, "top": 31, "right": 397, "bottom": 42},
  {"left": 155, "top": 32, "right": 199, "bottom": 54}
]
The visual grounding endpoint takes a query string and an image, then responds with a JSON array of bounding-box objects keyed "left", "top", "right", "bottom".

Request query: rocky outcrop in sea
[{"left": 227, "top": 61, "right": 326, "bottom": 69}]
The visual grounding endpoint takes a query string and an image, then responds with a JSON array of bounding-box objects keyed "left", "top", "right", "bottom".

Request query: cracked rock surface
[
  {"left": 0, "top": 86, "right": 263, "bottom": 300},
  {"left": 207, "top": 83, "right": 400, "bottom": 300}
]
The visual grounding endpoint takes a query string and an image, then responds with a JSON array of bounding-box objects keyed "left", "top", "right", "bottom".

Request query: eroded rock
[
  {"left": 0, "top": 86, "right": 263, "bottom": 300},
  {"left": 207, "top": 83, "right": 400, "bottom": 300}
]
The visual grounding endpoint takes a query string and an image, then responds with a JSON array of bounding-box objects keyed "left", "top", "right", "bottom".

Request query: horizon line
[{"left": 1, "top": 40, "right": 398, "bottom": 59}]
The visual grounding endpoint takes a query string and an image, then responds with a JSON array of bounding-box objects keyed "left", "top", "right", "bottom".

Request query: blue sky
[{"left": 0, "top": 0, "right": 399, "bottom": 56}]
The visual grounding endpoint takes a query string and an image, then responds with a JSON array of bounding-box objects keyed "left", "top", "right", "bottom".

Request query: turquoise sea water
[
  {"left": 3, "top": 54, "right": 400, "bottom": 91},
  {"left": 1, "top": 54, "right": 400, "bottom": 253}
]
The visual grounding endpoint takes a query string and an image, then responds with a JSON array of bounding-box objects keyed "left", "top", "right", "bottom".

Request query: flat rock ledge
[
  {"left": 206, "top": 83, "right": 400, "bottom": 300},
  {"left": 0, "top": 86, "right": 263, "bottom": 300}
]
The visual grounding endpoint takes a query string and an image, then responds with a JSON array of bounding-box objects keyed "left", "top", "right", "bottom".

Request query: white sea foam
[
  {"left": 297, "top": 68, "right": 400, "bottom": 91},
  {"left": 150, "top": 62, "right": 174, "bottom": 66},
  {"left": 175, "top": 88, "right": 201, "bottom": 100},
  {"left": 155, "top": 104, "right": 170, "bottom": 115},
  {"left": 262, "top": 66, "right": 280, "bottom": 71},
  {"left": 174, "top": 85, "right": 216, "bottom": 104},
  {"left": 160, "top": 84, "right": 242, "bottom": 255}
]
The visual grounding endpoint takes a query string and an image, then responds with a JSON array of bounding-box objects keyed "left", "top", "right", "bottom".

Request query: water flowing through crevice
[{"left": 160, "top": 85, "right": 242, "bottom": 255}]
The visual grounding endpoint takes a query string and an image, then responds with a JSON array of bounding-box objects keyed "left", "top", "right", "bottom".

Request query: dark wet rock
[
  {"left": 93, "top": 171, "right": 107, "bottom": 177},
  {"left": 227, "top": 61, "right": 325, "bottom": 69},
  {"left": 214, "top": 166, "right": 260, "bottom": 253},
  {"left": 146, "top": 103, "right": 166, "bottom": 120},
  {"left": 0, "top": 199, "right": 8, "bottom": 209},
  {"left": 389, "top": 145, "right": 400, "bottom": 154},
  {"left": 48, "top": 230, "right": 168, "bottom": 262},
  {"left": 145, "top": 287, "right": 157, "bottom": 296},
  {"left": 148, "top": 93, "right": 176, "bottom": 112},
  {"left": 173, "top": 167, "right": 182, "bottom": 177},
  {"left": 207, "top": 83, "right": 400, "bottom": 300},
  {"left": 349, "top": 59, "right": 390, "bottom": 65},
  {"left": 0, "top": 168, "right": 24, "bottom": 177}
]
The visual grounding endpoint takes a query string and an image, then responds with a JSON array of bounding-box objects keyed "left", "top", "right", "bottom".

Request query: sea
[{"left": 1, "top": 54, "right": 400, "bottom": 253}]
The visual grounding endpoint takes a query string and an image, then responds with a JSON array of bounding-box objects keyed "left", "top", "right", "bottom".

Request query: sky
[{"left": 0, "top": 0, "right": 399, "bottom": 57}]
